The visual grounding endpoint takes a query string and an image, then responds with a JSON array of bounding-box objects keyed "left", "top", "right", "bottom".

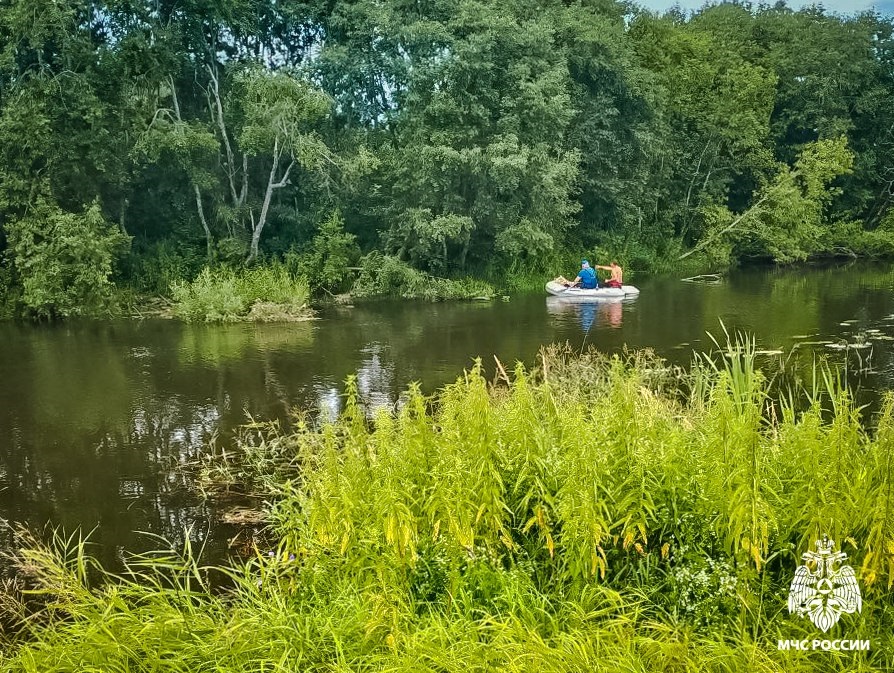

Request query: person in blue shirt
[{"left": 554, "top": 260, "right": 599, "bottom": 289}]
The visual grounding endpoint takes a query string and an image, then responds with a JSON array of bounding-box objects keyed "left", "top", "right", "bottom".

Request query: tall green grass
[
  {"left": 353, "top": 252, "right": 496, "bottom": 301},
  {"left": 171, "top": 265, "right": 311, "bottom": 322},
  {"left": 4, "top": 343, "right": 894, "bottom": 671}
]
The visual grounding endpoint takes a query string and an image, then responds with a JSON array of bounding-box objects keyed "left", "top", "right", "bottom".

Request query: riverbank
[
  {"left": 117, "top": 257, "right": 500, "bottom": 323},
  {"left": 2, "top": 342, "right": 892, "bottom": 671},
  {"left": 4, "top": 247, "right": 888, "bottom": 323}
]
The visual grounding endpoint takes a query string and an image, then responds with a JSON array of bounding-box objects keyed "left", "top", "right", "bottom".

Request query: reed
[
  {"left": 171, "top": 265, "right": 311, "bottom": 322},
  {"left": 4, "top": 342, "right": 894, "bottom": 672}
]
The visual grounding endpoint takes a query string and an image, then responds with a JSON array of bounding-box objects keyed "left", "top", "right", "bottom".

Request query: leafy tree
[
  {"left": 558, "top": 1, "right": 666, "bottom": 250},
  {"left": 7, "top": 200, "right": 129, "bottom": 318},
  {"left": 235, "top": 67, "right": 332, "bottom": 262},
  {"left": 687, "top": 137, "right": 854, "bottom": 263},
  {"left": 379, "top": 0, "right": 580, "bottom": 272},
  {"left": 0, "top": 0, "right": 893, "bottom": 317},
  {"left": 630, "top": 8, "right": 777, "bottom": 246},
  {"left": 137, "top": 95, "right": 220, "bottom": 258},
  {"left": 691, "top": 4, "right": 894, "bottom": 227},
  {"left": 292, "top": 210, "right": 361, "bottom": 293}
]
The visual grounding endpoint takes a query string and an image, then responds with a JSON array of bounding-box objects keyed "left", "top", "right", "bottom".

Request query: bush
[
  {"left": 819, "top": 218, "right": 894, "bottom": 258},
  {"left": 6, "top": 200, "right": 130, "bottom": 319},
  {"left": 216, "top": 237, "right": 249, "bottom": 265},
  {"left": 0, "top": 260, "right": 20, "bottom": 319},
  {"left": 8, "top": 343, "right": 894, "bottom": 672},
  {"left": 126, "top": 240, "right": 205, "bottom": 295},
  {"left": 171, "top": 267, "right": 245, "bottom": 322},
  {"left": 238, "top": 265, "right": 308, "bottom": 306},
  {"left": 353, "top": 252, "right": 494, "bottom": 301},
  {"left": 287, "top": 211, "right": 360, "bottom": 294},
  {"left": 171, "top": 265, "right": 310, "bottom": 322}
]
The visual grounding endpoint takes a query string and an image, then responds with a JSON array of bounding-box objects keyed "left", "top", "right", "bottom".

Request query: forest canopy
[{"left": 0, "top": 0, "right": 892, "bottom": 316}]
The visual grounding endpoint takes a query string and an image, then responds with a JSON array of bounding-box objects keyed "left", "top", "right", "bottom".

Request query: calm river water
[{"left": 2, "top": 262, "right": 894, "bottom": 566}]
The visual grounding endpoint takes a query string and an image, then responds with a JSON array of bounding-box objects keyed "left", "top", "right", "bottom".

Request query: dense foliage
[
  {"left": 0, "top": 0, "right": 893, "bottom": 315},
  {"left": 170, "top": 265, "right": 311, "bottom": 322},
  {"left": 4, "top": 343, "right": 894, "bottom": 670}
]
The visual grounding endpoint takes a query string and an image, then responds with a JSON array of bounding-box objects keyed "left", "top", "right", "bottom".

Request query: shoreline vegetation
[
  {"left": 125, "top": 253, "right": 502, "bottom": 323},
  {"left": 170, "top": 265, "right": 313, "bottom": 323},
  {"left": 118, "top": 252, "right": 882, "bottom": 324},
  {"left": 2, "top": 2, "right": 894, "bottom": 322},
  {"left": 3, "top": 341, "right": 894, "bottom": 671}
]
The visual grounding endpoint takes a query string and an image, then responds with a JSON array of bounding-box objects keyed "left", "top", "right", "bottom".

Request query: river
[{"left": 2, "top": 262, "right": 894, "bottom": 567}]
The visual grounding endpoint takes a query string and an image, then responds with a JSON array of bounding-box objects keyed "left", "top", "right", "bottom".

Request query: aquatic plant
[
  {"left": 5, "top": 343, "right": 894, "bottom": 671},
  {"left": 352, "top": 252, "right": 495, "bottom": 301},
  {"left": 171, "top": 265, "right": 311, "bottom": 322}
]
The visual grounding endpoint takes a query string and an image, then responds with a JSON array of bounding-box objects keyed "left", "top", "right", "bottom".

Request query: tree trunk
[
  {"left": 247, "top": 153, "right": 278, "bottom": 263},
  {"left": 194, "top": 185, "right": 213, "bottom": 260},
  {"left": 239, "top": 154, "right": 249, "bottom": 207},
  {"left": 119, "top": 197, "right": 128, "bottom": 236},
  {"left": 459, "top": 230, "right": 471, "bottom": 270},
  {"left": 678, "top": 177, "right": 788, "bottom": 260},
  {"left": 207, "top": 65, "right": 244, "bottom": 208},
  {"left": 247, "top": 140, "right": 295, "bottom": 263},
  {"left": 170, "top": 77, "right": 212, "bottom": 256}
]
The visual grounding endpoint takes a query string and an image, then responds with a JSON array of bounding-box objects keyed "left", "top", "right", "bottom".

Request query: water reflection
[
  {"left": 356, "top": 343, "right": 397, "bottom": 410},
  {"left": 313, "top": 343, "right": 403, "bottom": 419},
  {"left": 0, "top": 321, "right": 319, "bottom": 568},
  {"left": 3, "top": 263, "right": 894, "bottom": 566},
  {"left": 176, "top": 322, "right": 314, "bottom": 366},
  {"left": 545, "top": 296, "right": 627, "bottom": 331}
]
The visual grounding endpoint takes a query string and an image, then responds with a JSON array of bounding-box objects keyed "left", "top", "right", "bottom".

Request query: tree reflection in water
[{"left": 6, "top": 265, "right": 894, "bottom": 569}]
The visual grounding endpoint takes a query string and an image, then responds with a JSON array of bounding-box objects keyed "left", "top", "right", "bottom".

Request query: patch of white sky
[{"left": 635, "top": 0, "right": 894, "bottom": 14}]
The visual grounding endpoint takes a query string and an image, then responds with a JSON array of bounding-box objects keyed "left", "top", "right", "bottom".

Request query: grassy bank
[
  {"left": 351, "top": 252, "right": 497, "bottom": 301},
  {"left": 3, "top": 342, "right": 894, "bottom": 671},
  {"left": 170, "top": 265, "right": 312, "bottom": 323}
]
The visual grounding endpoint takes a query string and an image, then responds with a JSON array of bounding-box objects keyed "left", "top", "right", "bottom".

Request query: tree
[
  {"left": 138, "top": 80, "right": 221, "bottom": 259},
  {"left": 558, "top": 1, "right": 666, "bottom": 250},
  {"left": 629, "top": 8, "right": 778, "bottom": 249},
  {"left": 7, "top": 200, "right": 129, "bottom": 318},
  {"left": 235, "top": 67, "right": 332, "bottom": 263},
  {"left": 683, "top": 137, "right": 854, "bottom": 263},
  {"left": 293, "top": 210, "right": 361, "bottom": 293},
  {"left": 379, "top": 0, "right": 580, "bottom": 272}
]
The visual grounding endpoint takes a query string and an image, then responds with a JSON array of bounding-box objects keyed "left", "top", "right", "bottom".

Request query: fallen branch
[
  {"left": 681, "top": 273, "right": 723, "bottom": 284},
  {"left": 678, "top": 169, "right": 800, "bottom": 260}
]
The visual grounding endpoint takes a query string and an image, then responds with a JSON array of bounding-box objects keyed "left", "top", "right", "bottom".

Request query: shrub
[
  {"left": 127, "top": 240, "right": 205, "bottom": 295},
  {"left": 819, "top": 218, "right": 894, "bottom": 258},
  {"left": 8, "top": 343, "right": 894, "bottom": 672},
  {"left": 353, "top": 252, "right": 494, "bottom": 301},
  {"left": 171, "top": 265, "right": 310, "bottom": 322},
  {"left": 171, "top": 267, "right": 245, "bottom": 322},
  {"left": 288, "top": 210, "right": 361, "bottom": 294},
  {"left": 237, "top": 265, "right": 309, "bottom": 310},
  {"left": 6, "top": 200, "right": 130, "bottom": 319},
  {"left": 216, "top": 237, "right": 249, "bottom": 265},
  {"left": 0, "top": 260, "right": 20, "bottom": 319}
]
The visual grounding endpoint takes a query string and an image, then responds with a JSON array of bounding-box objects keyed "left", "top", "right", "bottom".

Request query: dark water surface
[{"left": 2, "top": 262, "right": 894, "bottom": 566}]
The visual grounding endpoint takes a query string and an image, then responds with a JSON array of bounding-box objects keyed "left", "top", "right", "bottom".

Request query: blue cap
[{"left": 581, "top": 259, "right": 589, "bottom": 266}]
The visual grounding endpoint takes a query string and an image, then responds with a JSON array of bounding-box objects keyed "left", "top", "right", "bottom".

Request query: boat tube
[{"left": 545, "top": 280, "right": 640, "bottom": 298}]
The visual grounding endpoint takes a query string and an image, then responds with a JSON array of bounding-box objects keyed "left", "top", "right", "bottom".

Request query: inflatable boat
[{"left": 545, "top": 280, "right": 640, "bottom": 298}]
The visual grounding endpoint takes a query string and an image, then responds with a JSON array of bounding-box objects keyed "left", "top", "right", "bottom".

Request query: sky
[{"left": 636, "top": 0, "right": 894, "bottom": 14}]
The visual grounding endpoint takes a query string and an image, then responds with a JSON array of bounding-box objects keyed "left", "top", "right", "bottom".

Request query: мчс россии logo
[{"left": 787, "top": 536, "right": 862, "bottom": 633}]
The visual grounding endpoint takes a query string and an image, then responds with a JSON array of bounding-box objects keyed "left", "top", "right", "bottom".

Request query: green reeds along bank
[
  {"left": 352, "top": 252, "right": 496, "bottom": 301},
  {"left": 171, "top": 265, "right": 312, "bottom": 323},
  {"left": 6, "top": 344, "right": 894, "bottom": 671}
]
